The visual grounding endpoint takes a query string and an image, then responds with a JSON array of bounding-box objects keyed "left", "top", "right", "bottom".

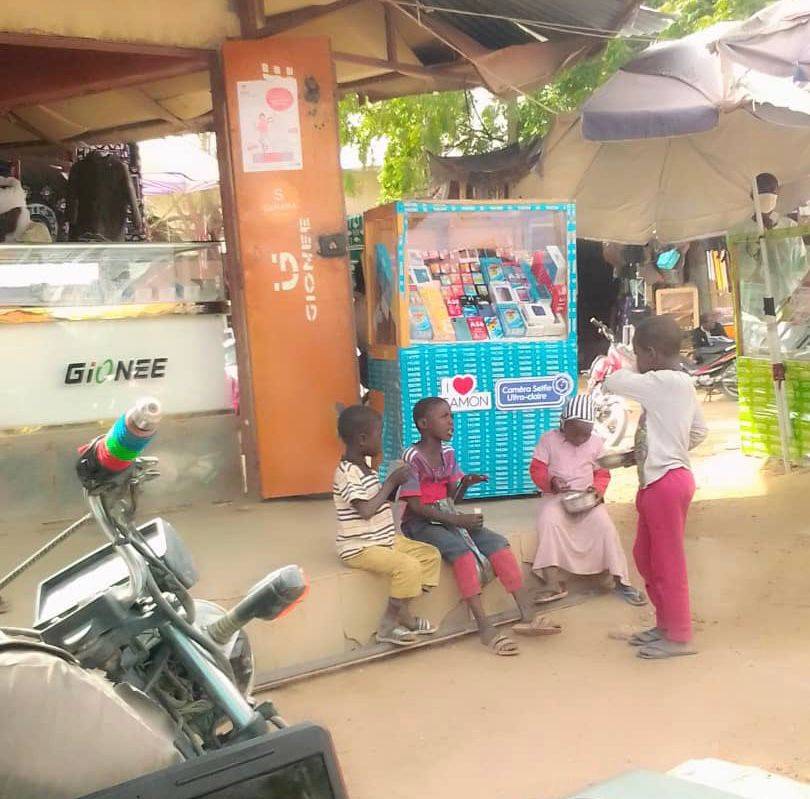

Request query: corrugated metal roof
[{"left": 419, "top": 0, "right": 639, "bottom": 48}]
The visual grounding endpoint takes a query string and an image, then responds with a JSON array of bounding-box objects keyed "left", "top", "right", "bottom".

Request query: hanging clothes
[{"left": 67, "top": 152, "right": 138, "bottom": 242}]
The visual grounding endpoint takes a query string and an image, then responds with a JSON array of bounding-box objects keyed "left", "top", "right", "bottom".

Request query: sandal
[
  {"left": 513, "top": 614, "right": 563, "bottom": 637},
  {"left": 628, "top": 627, "right": 664, "bottom": 646},
  {"left": 376, "top": 626, "right": 418, "bottom": 647},
  {"left": 637, "top": 640, "right": 697, "bottom": 659},
  {"left": 615, "top": 584, "right": 647, "bottom": 606},
  {"left": 535, "top": 587, "right": 569, "bottom": 604},
  {"left": 405, "top": 617, "right": 437, "bottom": 636},
  {"left": 488, "top": 633, "right": 520, "bottom": 656}
]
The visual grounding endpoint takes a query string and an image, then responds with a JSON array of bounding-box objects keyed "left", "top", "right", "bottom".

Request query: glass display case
[
  {"left": 728, "top": 223, "right": 810, "bottom": 461},
  {"left": 0, "top": 242, "right": 225, "bottom": 309},
  {"left": 0, "top": 241, "right": 230, "bottom": 429},
  {"left": 364, "top": 201, "right": 578, "bottom": 498}
]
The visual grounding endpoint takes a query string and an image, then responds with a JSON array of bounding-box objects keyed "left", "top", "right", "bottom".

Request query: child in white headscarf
[
  {"left": 0, "top": 177, "right": 52, "bottom": 243},
  {"left": 529, "top": 395, "right": 645, "bottom": 605}
]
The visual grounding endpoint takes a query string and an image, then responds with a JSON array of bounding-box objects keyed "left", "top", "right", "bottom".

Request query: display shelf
[{"left": 0, "top": 242, "right": 224, "bottom": 308}]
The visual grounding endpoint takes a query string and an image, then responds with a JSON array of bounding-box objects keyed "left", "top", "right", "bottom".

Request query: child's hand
[
  {"left": 456, "top": 513, "right": 484, "bottom": 531},
  {"left": 462, "top": 474, "right": 488, "bottom": 486},
  {"left": 551, "top": 477, "right": 570, "bottom": 494},
  {"left": 387, "top": 463, "right": 412, "bottom": 487}
]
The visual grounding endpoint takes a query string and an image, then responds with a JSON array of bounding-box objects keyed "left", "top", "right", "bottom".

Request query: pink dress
[{"left": 531, "top": 430, "right": 630, "bottom": 584}]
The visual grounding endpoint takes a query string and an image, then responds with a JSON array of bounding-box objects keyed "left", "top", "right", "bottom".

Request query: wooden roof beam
[
  {"left": 332, "top": 51, "right": 434, "bottom": 79},
  {"left": 379, "top": 0, "right": 489, "bottom": 62},
  {"left": 0, "top": 112, "right": 213, "bottom": 156},
  {"left": 136, "top": 91, "right": 195, "bottom": 133},
  {"left": 4, "top": 112, "right": 75, "bottom": 157},
  {"left": 236, "top": 0, "right": 266, "bottom": 37},
  {"left": 0, "top": 59, "right": 208, "bottom": 115},
  {"left": 337, "top": 65, "right": 478, "bottom": 96},
  {"left": 257, "top": 0, "right": 364, "bottom": 36},
  {"left": 384, "top": 3, "right": 398, "bottom": 63}
]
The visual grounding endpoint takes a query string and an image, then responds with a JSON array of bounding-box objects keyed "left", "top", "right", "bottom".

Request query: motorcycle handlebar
[
  {"left": 95, "top": 397, "right": 162, "bottom": 475},
  {"left": 77, "top": 398, "right": 162, "bottom": 488},
  {"left": 76, "top": 398, "right": 163, "bottom": 602},
  {"left": 207, "top": 565, "right": 308, "bottom": 645},
  {"left": 590, "top": 317, "right": 615, "bottom": 343}
]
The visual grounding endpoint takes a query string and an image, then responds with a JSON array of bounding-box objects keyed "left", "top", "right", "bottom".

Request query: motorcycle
[
  {"left": 681, "top": 341, "right": 738, "bottom": 400},
  {"left": 586, "top": 318, "right": 630, "bottom": 447},
  {"left": 0, "top": 398, "right": 315, "bottom": 796}
]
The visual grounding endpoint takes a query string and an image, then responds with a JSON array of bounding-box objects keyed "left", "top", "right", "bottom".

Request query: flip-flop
[
  {"left": 615, "top": 584, "right": 647, "bottom": 606},
  {"left": 376, "top": 626, "right": 418, "bottom": 647},
  {"left": 628, "top": 628, "right": 664, "bottom": 646},
  {"left": 637, "top": 641, "right": 697, "bottom": 659},
  {"left": 535, "top": 588, "right": 569, "bottom": 604},
  {"left": 513, "top": 614, "right": 563, "bottom": 637},
  {"left": 488, "top": 633, "right": 520, "bottom": 656},
  {"left": 405, "top": 617, "right": 437, "bottom": 636}
]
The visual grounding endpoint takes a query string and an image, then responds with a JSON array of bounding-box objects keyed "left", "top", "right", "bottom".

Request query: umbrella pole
[{"left": 751, "top": 177, "right": 793, "bottom": 472}]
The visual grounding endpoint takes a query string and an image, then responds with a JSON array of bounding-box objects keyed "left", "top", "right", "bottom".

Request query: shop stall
[
  {"left": 729, "top": 225, "right": 810, "bottom": 463},
  {"left": 363, "top": 200, "right": 577, "bottom": 498}
]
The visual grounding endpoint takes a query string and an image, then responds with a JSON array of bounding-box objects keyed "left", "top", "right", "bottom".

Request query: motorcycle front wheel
[{"left": 720, "top": 360, "right": 738, "bottom": 401}]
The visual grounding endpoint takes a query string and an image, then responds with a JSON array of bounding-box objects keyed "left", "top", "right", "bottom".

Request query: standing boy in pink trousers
[{"left": 605, "top": 315, "right": 708, "bottom": 659}]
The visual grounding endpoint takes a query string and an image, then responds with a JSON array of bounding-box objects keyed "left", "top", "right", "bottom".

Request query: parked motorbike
[
  {"left": 586, "top": 318, "right": 630, "bottom": 447},
  {"left": 682, "top": 341, "right": 738, "bottom": 400},
  {"left": 0, "top": 398, "right": 310, "bottom": 789}
]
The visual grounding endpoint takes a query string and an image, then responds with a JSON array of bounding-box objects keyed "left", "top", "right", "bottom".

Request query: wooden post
[
  {"left": 236, "top": 0, "right": 266, "bottom": 37},
  {"left": 219, "top": 36, "right": 359, "bottom": 498},
  {"left": 209, "top": 51, "right": 261, "bottom": 497}
]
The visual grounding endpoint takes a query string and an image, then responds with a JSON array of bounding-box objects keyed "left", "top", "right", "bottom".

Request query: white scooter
[{"left": 586, "top": 318, "right": 631, "bottom": 447}]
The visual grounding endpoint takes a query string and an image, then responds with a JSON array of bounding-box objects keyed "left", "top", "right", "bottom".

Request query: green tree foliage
[
  {"left": 652, "top": 0, "right": 774, "bottom": 38},
  {"left": 339, "top": 90, "right": 509, "bottom": 200},
  {"left": 340, "top": 0, "right": 773, "bottom": 201}
]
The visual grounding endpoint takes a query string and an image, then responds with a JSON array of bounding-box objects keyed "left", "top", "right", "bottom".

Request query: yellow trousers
[{"left": 344, "top": 535, "right": 441, "bottom": 599}]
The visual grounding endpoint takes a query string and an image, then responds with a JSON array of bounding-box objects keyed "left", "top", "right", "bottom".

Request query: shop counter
[
  {"left": 0, "top": 242, "right": 230, "bottom": 428},
  {"left": 0, "top": 242, "right": 237, "bottom": 519}
]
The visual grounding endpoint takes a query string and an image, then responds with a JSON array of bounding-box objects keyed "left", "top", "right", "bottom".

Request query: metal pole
[
  {"left": 751, "top": 177, "right": 793, "bottom": 472},
  {"left": 0, "top": 514, "right": 92, "bottom": 592}
]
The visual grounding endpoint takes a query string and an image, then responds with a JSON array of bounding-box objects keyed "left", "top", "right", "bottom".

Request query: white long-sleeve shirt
[{"left": 604, "top": 368, "right": 708, "bottom": 487}]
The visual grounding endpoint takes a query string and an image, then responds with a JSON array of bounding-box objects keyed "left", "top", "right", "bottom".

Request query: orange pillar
[{"left": 220, "top": 37, "right": 359, "bottom": 498}]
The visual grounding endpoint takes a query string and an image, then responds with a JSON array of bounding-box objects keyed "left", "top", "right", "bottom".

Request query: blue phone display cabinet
[{"left": 362, "top": 200, "right": 577, "bottom": 498}]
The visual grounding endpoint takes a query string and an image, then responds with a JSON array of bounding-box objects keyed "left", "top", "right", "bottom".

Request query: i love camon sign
[{"left": 440, "top": 374, "right": 493, "bottom": 412}]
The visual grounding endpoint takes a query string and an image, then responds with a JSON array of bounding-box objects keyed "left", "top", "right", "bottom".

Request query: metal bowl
[
  {"left": 596, "top": 449, "right": 636, "bottom": 470},
  {"left": 560, "top": 490, "right": 601, "bottom": 514}
]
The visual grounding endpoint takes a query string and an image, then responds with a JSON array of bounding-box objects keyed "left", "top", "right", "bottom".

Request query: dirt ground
[
  {"left": 267, "top": 399, "right": 810, "bottom": 799},
  {"left": 3, "top": 398, "right": 810, "bottom": 799}
]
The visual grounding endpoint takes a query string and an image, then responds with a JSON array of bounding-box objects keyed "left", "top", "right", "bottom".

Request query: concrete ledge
[{"left": 251, "top": 530, "right": 582, "bottom": 687}]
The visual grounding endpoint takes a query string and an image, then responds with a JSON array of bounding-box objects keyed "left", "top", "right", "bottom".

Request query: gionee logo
[
  {"left": 65, "top": 358, "right": 168, "bottom": 385},
  {"left": 271, "top": 252, "right": 299, "bottom": 292}
]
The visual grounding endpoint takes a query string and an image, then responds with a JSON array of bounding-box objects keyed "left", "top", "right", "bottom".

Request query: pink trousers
[{"left": 634, "top": 468, "right": 695, "bottom": 643}]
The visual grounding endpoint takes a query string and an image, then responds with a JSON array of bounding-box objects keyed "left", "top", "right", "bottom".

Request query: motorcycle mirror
[{"left": 206, "top": 565, "right": 308, "bottom": 645}]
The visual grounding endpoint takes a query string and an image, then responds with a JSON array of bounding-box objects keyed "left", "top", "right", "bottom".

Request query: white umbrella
[
  {"left": 528, "top": 1, "right": 810, "bottom": 469},
  {"left": 581, "top": 0, "right": 810, "bottom": 143},
  {"left": 530, "top": 110, "right": 810, "bottom": 244}
]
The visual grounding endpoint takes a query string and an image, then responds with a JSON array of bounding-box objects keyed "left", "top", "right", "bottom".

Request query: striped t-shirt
[{"left": 333, "top": 460, "right": 397, "bottom": 560}]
